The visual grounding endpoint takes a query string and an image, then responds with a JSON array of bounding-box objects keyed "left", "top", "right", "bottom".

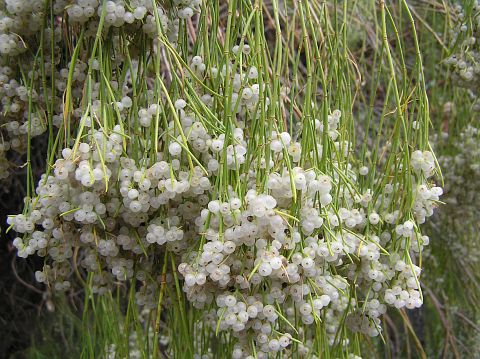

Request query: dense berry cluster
[
  {"left": 7, "top": 1, "right": 442, "bottom": 357},
  {"left": 10, "top": 120, "right": 441, "bottom": 357}
]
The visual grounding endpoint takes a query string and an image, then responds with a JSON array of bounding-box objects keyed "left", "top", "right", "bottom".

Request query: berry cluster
[
  {"left": 445, "top": 2, "right": 480, "bottom": 110},
  {"left": 6, "top": 1, "right": 442, "bottom": 357}
]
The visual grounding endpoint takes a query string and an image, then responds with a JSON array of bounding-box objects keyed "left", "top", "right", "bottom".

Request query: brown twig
[{"left": 11, "top": 256, "right": 43, "bottom": 294}]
